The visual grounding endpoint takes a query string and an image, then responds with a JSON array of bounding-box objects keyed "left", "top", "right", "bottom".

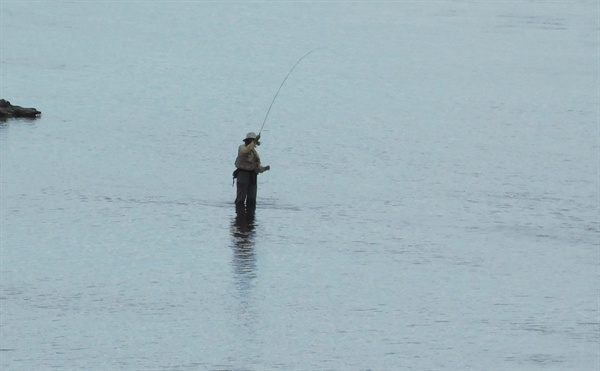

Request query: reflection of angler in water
[
  {"left": 230, "top": 206, "right": 257, "bottom": 279},
  {"left": 230, "top": 206, "right": 259, "bottom": 339}
]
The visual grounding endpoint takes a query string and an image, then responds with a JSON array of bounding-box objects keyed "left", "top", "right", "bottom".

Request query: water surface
[{"left": 1, "top": 1, "right": 598, "bottom": 370}]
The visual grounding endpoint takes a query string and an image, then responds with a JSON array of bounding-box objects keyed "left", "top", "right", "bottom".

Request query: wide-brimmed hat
[{"left": 244, "top": 132, "right": 257, "bottom": 141}]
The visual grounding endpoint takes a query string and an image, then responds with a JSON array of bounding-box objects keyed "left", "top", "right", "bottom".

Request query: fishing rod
[{"left": 258, "top": 49, "right": 318, "bottom": 138}]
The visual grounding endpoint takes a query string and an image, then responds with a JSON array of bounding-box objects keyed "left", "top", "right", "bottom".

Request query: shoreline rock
[{"left": 0, "top": 99, "right": 41, "bottom": 120}]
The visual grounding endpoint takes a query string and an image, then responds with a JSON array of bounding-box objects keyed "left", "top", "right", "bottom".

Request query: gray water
[{"left": 1, "top": 1, "right": 598, "bottom": 370}]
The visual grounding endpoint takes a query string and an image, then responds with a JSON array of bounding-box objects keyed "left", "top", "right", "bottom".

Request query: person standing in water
[{"left": 234, "top": 132, "right": 270, "bottom": 209}]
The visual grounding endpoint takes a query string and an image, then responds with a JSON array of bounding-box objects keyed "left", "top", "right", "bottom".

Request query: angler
[
  {"left": 233, "top": 132, "right": 270, "bottom": 210},
  {"left": 232, "top": 50, "right": 315, "bottom": 211}
]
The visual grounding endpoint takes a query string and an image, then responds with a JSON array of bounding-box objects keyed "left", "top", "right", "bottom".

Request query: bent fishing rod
[{"left": 257, "top": 49, "right": 318, "bottom": 139}]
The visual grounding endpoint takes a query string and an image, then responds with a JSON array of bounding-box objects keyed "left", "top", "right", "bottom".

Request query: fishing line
[{"left": 258, "top": 49, "right": 318, "bottom": 137}]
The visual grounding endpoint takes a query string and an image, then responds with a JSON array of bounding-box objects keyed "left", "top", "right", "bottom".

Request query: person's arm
[
  {"left": 257, "top": 165, "right": 271, "bottom": 173},
  {"left": 238, "top": 141, "right": 256, "bottom": 154}
]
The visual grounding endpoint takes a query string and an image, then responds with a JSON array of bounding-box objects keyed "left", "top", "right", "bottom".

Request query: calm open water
[{"left": 1, "top": 1, "right": 599, "bottom": 370}]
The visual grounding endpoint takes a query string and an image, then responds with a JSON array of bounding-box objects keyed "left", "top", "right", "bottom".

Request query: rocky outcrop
[{"left": 0, "top": 99, "right": 41, "bottom": 120}]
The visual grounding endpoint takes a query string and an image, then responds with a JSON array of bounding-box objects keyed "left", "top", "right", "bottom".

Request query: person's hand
[
  {"left": 255, "top": 134, "right": 261, "bottom": 146},
  {"left": 264, "top": 165, "right": 271, "bottom": 171}
]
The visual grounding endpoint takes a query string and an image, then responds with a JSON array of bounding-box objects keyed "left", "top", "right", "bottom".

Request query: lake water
[{"left": 1, "top": 1, "right": 598, "bottom": 370}]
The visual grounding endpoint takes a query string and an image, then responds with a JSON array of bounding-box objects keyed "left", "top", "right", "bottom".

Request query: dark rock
[{"left": 0, "top": 99, "right": 41, "bottom": 120}]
